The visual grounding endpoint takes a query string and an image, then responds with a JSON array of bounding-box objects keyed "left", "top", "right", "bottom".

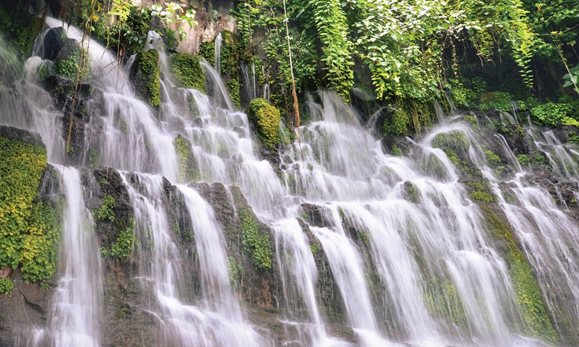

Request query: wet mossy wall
[
  {"left": 169, "top": 53, "right": 205, "bottom": 92},
  {"left": 482, "top": 206, "right": 557, "bottom": 342},
  {"left": 131, "top": 49, "right": 161, "bottom": 108},
  {"left": 0, "top": 128, "right": 59, "bottom": 285},
  {"left": 248, "top": 98, "right": 281, "bottom": 150}
]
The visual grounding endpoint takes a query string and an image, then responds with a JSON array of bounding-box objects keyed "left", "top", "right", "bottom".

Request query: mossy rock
[
  {"left": 169, "top": 53, "right": 205, "bottom": 91},
  {"left": 482, "top": 206, "right": 557, "bottom": 342},
  {"left": 248, "top": 98, "right": 281, "bottom": 150},
  {"left": 383, "top": 107, "right": 410, "bottom": 137},
  {"left": 432, "top": 131, "right": 470, "bottom": 155},
  {"left": 239, "top": 208, "right": 273, "bottom": 271},
  {"left": 53, "top": 40, "right": 90, "bottom": 81},
  {"left": 130, "top": 49, "right": 161, "bottom": 108},
  {"left": 0, "top": 126, "right": 58, "bottom": 285},
  {"left": 174, "top": 135, "right": 200, "bottom": 182}
]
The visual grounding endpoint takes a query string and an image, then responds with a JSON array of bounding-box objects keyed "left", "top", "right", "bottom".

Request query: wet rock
[
  {"left": 0, "top": 272, "right": 53, "bottom": 346},
  {"left": 42, "top": 27, "right": 66, "bottom": 61},
  {"left": 194, "top": 183, "right": 279, "bottom": 309}
]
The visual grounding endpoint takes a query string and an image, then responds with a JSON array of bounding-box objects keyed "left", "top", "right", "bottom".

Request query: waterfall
[
  {"left": 1, "top": 15, "right": 578, "bottom": 347},
  {"left": 38, "top": 166, "right": 103, "bottom": 347},
  {"left": 214, "top": 33, "right": 222, "bottom": 75}
]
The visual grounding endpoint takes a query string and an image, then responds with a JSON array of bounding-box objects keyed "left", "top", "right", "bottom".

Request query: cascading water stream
[
  {"left": 120, "top": 172, "right": 267, "bottom": 347},
  {"left": 36, "top": 166, "right": 103, "bottom": 347},
  {"left": 2, "top": 14, "right": 578, "bottom": 347},
  {"left": 468, "top": 127, "right": 579, "bottom": 334}
]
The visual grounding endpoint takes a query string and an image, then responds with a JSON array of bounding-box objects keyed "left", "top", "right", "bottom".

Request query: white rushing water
[
  {"left": 120, "top": 173, "right": 266, "bottom": 347},
  {"left": 1, "top": 16, "right": 578, "bottom": 347},
  {"left": 38, "top": 166, "right": 103, "bottom": 347}
]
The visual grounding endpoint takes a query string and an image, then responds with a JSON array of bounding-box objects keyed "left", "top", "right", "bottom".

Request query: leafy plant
[
  {"left": 239, "top": 209, "right": 272, "bottom": 271},
  {"left": 0, "top": 278, "right": 13, "bottom": 295}
]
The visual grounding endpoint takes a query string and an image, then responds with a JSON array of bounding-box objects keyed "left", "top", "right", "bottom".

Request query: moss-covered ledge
[
  {"left": 481, "top": 205, "right": 557, "bottom": 343},
  {"left": 169, "top": 53, "right": 205, "bottom": 91},
  {"left": 0, "top": 126, "right": 60, "bottom": 288},
  {"left": 130, "top": 49, "right": 161, "bottom": 108},
  {"left": 248, "top": 98, "right": 282, "bottom": 150}
]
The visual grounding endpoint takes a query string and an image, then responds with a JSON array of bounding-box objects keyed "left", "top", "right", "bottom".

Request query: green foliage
[
  {"left": 21, "top": 202, "right": 60, "bottom": 284},
  {"left": 530, "top": 101, "right": 579, "bottom": 127},
  {"left": 469, "top": 190, "right": 496, "bottom": 203},
  {"left": 383, "top": 107, "right": 410, "bottom": 137},
  {"left": 432, "top": 131, "right": 470, "bottom": 155},
  {"left": 239, "top": 208, "right": 272, "bottom": 271},
  {"left": 0, "top": 136, "right": 47, "bottom": 270},
  {"left": 403, "top": 181, "right": 419, "bottom": 203},
  {"left": 131, "top": 49, "right": 161, "bottom": 108},
  {"left": 516, "top": 153, "right": 549, "bottom": 167},
  {"left": 424, "top": 278, "right": 467, "bottom": 327},
  {"left": 450, "top": 80, "right": 476, "bottom": 108},
  {"left": 310, "top": 243, "right": 320, "bottom": 255},
  {"left": 479, "top": 92, "right": 515, "bottom": 112},
  {"left": 108, "top": 218, "right": 135, "bottom": 260},
  {"left": 108, "top": 0, "right": 132, "bottom": 23},
  {"left": 248, "top": 98, "right": 282, "bottom": 149},
  {"left": 310, "top": 0, "right": 354, "bottom": 100},
  {"left": 464, "top": 113, "right": 478, "bottom": 127},
  {"left": 483, "top": 206, "right": 557, "bottom": 341},
  {"left": 54, "top": 47, "right": 90, "bottom": 81},
  {"left": 484, "top": 148, "right": 502, "bottom": 168},
  {"left": 228, "top": 256, "right": 242, "bottom": 289},
  {"left": 0, "top": 278, "right": 13, "bottom": 295},
  {"left": 169, "top": 53, "right": 205, "bottom": 91},
  {"left": 175, "top": 135, "right": 198, "bottom": 182},
  {"left": 95, "top": 195, "right": 116, "bottom": 222},
  {"left": 0, "top": 5, "right": 43, "bottom": 58},
  {"left": 92, "top": 5, "right": 151, "bottom": 57}
]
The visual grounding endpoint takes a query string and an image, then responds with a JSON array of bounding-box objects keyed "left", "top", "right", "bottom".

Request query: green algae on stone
[
  {"left": 482, "top": 206, "right": 557, "bottom": 342},
  {"left": 248, "top": 98, "right": 282, "bottom": 150},
  {"left": 169, "top": 53, "right": 205, "bottom": 91},
  {"left": 131, "top": 49, "right": 161, "bottom": 108},
  {"left": 240, "top": 208, "right": 272, "bottom": 271},
  {"left": 0, "top": 134, "right": 47, "bottom": 270}
]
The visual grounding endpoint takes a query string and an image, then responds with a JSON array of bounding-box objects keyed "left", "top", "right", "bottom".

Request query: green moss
[
  {"left": 108, "top": 218, "right": 135, "bottom": 260},
  {"left": 391, "top": 144, "right": 402, "bottom": 156},
  {"left": 95, "top": 195, "right": 116, "bottom": 222},
  {"left": 464, "top": 113, "right": 478, "bottom": 127},
  {"left": 310, "top": 243, "right": 320, "bottom": 255},
  {"left": 358, "top": 231, "right": 370, "bottom": 245},
  {"left": 20, "top": 202, "right": 60, "bottom": 284},
  {"left": 132, "top": 49, "right": 161, "bottom": 108},
  {"left": 199, "top": 41, "right": 215, "bottom": 64},
  {"left": 228, "top": 256, "right": 242, "bottom": 289},
  {"left": 403, "top": 181, "right": 420, "bottom": 203},
  {"left": 0, "top": 277, "right": 13, "bottom": 295},
  {"left": 479, "top": 91, "right": 514, "bottom": 112},
  {"left": 169, "top": 53, "right": 205, "bottom": 91},
  {"left": 239, "top": 208, "right": 272, "bottom": 271},
  {"left": 516, "top": 152, "right": 549, "bottom": 168},
  {"left": 0, "top": 135, "right": 47, "bottom": 269},
  {"left": 175, "top": 135, "right": 198, "bottom": 182},
  {"left": 54, "top": 47, "right": 90, "bottom": 81},
  {"left": 248, "top": 98, "right": 282, "bottom": 150},
  {"left": 384, "top": 107, "right": 410, "bottom": 136},
  {"left": 483, "top": 148, "right": 502, "bottom": 168},
  {"left": 482, "top": 206, "right": 557, "bottom": 341},
  {"left": 432, "top": 131, "right": 469, "bottom": 154},
  {"left": 424, "top": 278, "right": 467, "bottom": 327},
  {"left": 467, "top": 181, "right": 496, "bottom": 203}
]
